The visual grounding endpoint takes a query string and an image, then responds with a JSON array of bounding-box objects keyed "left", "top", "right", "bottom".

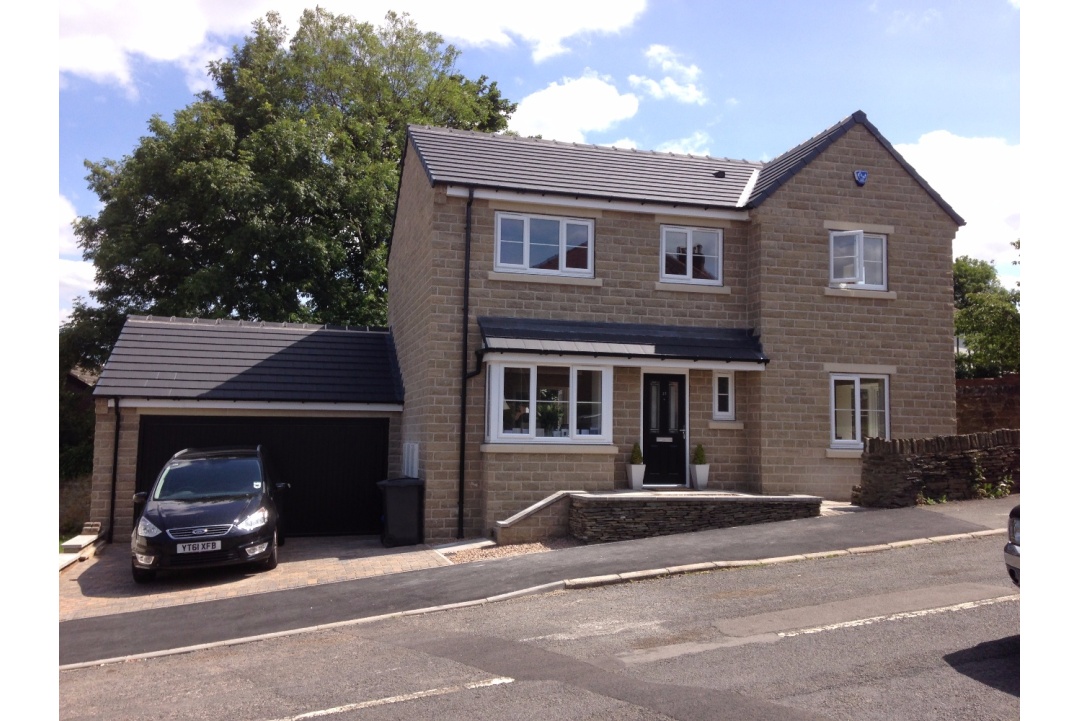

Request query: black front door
[{"left": 642, "top": 374, "right": 687, "bottom": 485}]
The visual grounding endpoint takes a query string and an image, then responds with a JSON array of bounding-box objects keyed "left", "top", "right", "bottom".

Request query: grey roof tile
[
  {"left": 94, "top": 316, "right": 404, "bottom": 404},
  {"left": 477, "top": 317, "right": 768, "bottom": 364},
  {"left": 407, "top": 125, "right": 761, "bottom": 210}
]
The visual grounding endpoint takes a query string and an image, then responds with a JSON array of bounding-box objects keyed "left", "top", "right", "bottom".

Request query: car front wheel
[
  {"left": 131, "top": 562, "right": 156, "bottom": 583},
  {"left": 260, "top": 533, "right": 278, "bottom": 571}
]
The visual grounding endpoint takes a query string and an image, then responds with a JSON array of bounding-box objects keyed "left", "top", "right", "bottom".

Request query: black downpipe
[
  {"left": 106, "top": 397, "right": 121, "bottom": 543},
  {"left": 457, "top": 188, "right": 475, "bottom": 539}
]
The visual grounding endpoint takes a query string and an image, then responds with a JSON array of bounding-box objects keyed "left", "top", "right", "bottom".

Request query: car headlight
[
  {"left": 1009, "top": 516, "right": 1019, "bottom": 545},
  {"left": 137, "top": 516, "right": 162, "bottom": 538},
  {"left": 237, "top": 507, "right": 269, "bottom": 532}
]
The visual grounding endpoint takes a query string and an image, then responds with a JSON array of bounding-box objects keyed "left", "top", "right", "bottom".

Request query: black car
[
  {"left": 130, "top": 447, "right": 287, "bottom": 583},
  {"left": 1004, "top": 504, "right": 1019, "bottom": 586}
]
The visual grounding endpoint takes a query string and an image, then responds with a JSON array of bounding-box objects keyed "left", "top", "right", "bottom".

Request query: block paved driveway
[{"left": 60, "top": 536, "right": 451, "bottom": 621}]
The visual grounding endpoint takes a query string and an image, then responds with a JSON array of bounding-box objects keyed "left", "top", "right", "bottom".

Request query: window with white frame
[
  {"left": 829, "top": 230, "right": 886, "bottom": 290},
  {"left": 830, "top": 374, "right": 889, "bottom": 448},
  {"left": 496, "top": 212, "right": 594, "bottom": 277},
  {"left": 487, "top": 363, "right": 612, "bottom": 442},
  {"left": 660, "top": 225, "right": 723, "bottom": 284},
  {"left": 713, "top": 371, "right": 735, "bottom": 420}
]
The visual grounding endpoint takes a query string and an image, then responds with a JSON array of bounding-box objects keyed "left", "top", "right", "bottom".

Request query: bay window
[{"left": 488, "top": 363, "right": 612, "bottom": 442}]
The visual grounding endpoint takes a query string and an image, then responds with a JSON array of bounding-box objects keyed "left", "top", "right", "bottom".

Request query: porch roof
[{"left": 477, "top": 317, "right": 768, "bottom": 365}]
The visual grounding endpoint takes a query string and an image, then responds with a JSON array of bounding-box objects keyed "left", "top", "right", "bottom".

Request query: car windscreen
[{"left": 153, "top": 457, "right": 264, "bottom": 500}]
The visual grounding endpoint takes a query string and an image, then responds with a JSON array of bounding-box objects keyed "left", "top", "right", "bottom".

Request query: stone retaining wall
[
  {"left": 855, "top": 430, "right": 1020, "bottom": 508},
  {"left": 568, "top": 494, "right": 821, "bottom": 544}
]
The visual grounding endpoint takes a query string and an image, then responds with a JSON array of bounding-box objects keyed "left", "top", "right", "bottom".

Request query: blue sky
[{"left": 58, "top": 0, "right": 1021, "bottom": 323}]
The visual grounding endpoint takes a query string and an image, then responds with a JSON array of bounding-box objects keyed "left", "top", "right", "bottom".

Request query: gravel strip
[{"left": 442, "top": 537, "right": 585, "bottom": 564}]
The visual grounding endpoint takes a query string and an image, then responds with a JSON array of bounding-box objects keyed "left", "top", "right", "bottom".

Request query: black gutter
[
  {"left": 106, "top": 397, "right": 121, "bottom": 543},
  {"left": 446, "top": 183, "right": 747, "bottom": 214},
  {"left": 456, "top": 188, "right": 475, "bottom": 539}
]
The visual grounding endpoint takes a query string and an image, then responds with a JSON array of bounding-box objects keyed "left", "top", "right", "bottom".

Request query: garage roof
[
  {"left": 94, "top": 316, "right": 404, "bottom": 404},
  {"left": 477, "top": 317, "right": 768, "bottom": 364}
]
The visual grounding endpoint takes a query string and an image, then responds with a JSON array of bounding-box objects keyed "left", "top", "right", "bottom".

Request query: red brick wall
[{"left": 957, "top": 376, "right": 1020, "bottom": 434}]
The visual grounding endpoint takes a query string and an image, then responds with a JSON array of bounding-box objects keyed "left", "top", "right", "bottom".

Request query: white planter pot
[
  {"left": 690, "top": 464, "right": 710, "bottom": 489},
  {"left": 626, "top": 464, "right": 646, "bottom": 490}
]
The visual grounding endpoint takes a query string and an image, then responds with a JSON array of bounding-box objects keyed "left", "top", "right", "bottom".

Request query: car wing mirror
[{"left": 133, "top": 491, "right": 148, "bottom": 504}]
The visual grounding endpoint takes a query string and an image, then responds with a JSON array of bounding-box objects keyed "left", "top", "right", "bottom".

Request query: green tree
[
  {"left": 953, "top": 255, "right": 1020, "bottom": 377},
  {"left": 61, "top": 8, "right": 515, "bottom": 370}
]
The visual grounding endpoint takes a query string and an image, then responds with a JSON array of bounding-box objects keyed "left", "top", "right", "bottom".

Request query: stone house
[
  {"left": 89, "top": 110, "right": 963, "bottom": 545},
  {"left": 388, "top": 110, "right": 963, "bottom": 543}
]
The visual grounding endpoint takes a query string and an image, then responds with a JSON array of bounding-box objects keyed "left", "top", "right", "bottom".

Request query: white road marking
[
  {"left": 605, "top": 594, "right": 1019, "bottom": 667},
  {"left": 265, "top": 677, "right": 514, "bottom": 720},
  {"left": 777, "top": 595, "right": 1019, "bottom": 637}
]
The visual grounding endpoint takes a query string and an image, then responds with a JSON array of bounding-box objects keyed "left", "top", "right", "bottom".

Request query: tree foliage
[
  {"left": 953, "top": 254, "right": 1020, "bottom": 378},
  {"left": 61, "top": 8, "right": 515, "bottom": 370}
]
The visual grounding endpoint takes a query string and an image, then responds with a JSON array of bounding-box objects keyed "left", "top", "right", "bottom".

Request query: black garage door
[{"left": 136, "top": 416, "right": 389, "bottom": 536}]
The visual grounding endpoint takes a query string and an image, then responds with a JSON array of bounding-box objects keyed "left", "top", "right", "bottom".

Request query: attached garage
[{"left": 91, "top": 317, "right": 404, "bottom": 542}]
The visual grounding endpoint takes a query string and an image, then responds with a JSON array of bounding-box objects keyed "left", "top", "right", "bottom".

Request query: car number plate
[{"left": 177, "top": 540, "right": 221, "bottom": 553}]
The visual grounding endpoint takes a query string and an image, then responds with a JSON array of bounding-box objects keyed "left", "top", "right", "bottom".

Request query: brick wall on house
[
  {"left": 480, "top": 450, "right": 616, "bottom": 533},
  {"left": 90, "top": 398, "right": 140, "bottom": 540},
  {"left": 957, "top": 376, "right": 1020, "bottom": 434},
  {"left": 748, "top": 124, "right": 959, "bottom": 500},
  {"left": 389, "top": 143, "right": 770, "bottom": 541},
  {"left": 856, "top": 430, "right": 1019, "bottom": 507}
]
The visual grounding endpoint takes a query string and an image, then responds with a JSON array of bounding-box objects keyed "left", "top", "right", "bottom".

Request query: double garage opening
[{"left": 136, "top": 415, "right": 390, "bottom": 536}]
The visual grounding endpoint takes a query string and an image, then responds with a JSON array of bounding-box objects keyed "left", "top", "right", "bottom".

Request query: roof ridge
[
  {"left": 407, "top": 124, "right": 762, "bottom": 166},
  {"left": 128, "top": 315, "right": 390, "bottom": 334}
]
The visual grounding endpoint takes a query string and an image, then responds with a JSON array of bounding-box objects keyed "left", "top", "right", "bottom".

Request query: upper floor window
[
  {"left": 829, "top": 230, "right": 886, "bottom": 290},
  {"left": 496, "top": 212, "right": 594, "bottom": 277},
  {"left": 830, "top": 373, "right": 889, "bottom": 449},
  {"left": 713, "top": 371, "right": 735, "bottom": 421},
  {"left": 660, "top": 225, "right": 723, "bottom": 285}
]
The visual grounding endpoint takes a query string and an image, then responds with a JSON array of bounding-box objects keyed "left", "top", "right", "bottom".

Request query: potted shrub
[
  {"left": 626, "top": 442, "right": 646, "bottom": 490},
  {"left": 690, "top": 443, "right": 710, "bottom": 489}
]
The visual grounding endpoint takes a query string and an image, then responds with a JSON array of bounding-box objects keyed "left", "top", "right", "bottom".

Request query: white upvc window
[
  {"left": 829, "top": 230, "right": 887, "bottom": 290},
  {"left": 496, "top": 212, "right": 594, "bottom": 277},
  {"left": 713, "top": 371, "right": 735, "bottom": 421},
  {"left": 830, "top": 374, "right": 889, "bottom": 449},
  {"left": 487, "top": 363, "right": 612, "bottom": 442},
  {"left": 660, "top": 225, "right": 723, "bottom": 285}
]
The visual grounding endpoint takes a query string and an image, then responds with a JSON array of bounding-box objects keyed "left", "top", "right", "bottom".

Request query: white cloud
[
  {"left": 59, "top": 259, "right": 98, "bottom": 321},
  {"left": 886, "top": 8, "right": 943, "bottom": 34},
  {"left": 59, "top": 195, "right": 81, "bottom": 257},
  {"left": 894, "top": 131, "right": 1021, "bottom": 276},
  {"left": 59, "top": 1, "right": 648, "bottom": 93},
  {"left": 628, "top": 45, "right": 706, "bottom": 105},
  {"left": 59, "top": 194, "right": 98, "bottom": 322},
  {"left": 656, "top": 131, "right": 712, "bottom": 156},
  {"left": 59, "top": 0, "right": 263, "bottom": 93},
  {"left": 509, "top": 71, "right": 639, "bottom": 142},
  {"left": 403, "top": 1, "right": 648, "bottom": 62}
]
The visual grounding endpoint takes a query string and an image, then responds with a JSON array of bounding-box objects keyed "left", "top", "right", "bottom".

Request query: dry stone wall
[
  {"left": 855, "top": 430, "right": 1019, "bottom": 508},
  {"left": 568, "top": 495, "right": 821, "bottom": 543}
]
